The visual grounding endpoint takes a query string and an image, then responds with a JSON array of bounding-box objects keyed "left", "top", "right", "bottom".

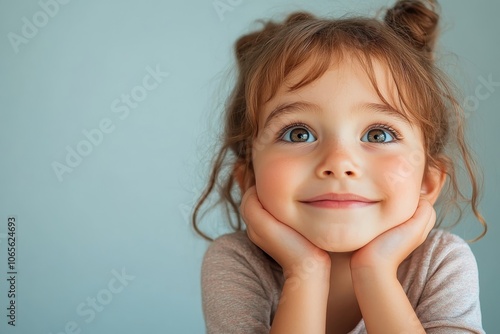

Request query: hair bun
[
  {"left": 284, "top": 12, "right": 315, "bottom": 25},
  {"left": 234, "top": 12, "right": 315, "bottom": 68},
  {"left": 384, "top": 0, "right": 439, "bottom": 57},
  {"left": 234, "top": 20, "right": 278, "bottom": 68}
]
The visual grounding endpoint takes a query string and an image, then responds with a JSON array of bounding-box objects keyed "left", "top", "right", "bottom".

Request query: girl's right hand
[
  {"left": 241, "top": 187, "right": 332, "bottom": 333},
  {"left": 240, "top": 186, "right": 331, "bottom": 279}
]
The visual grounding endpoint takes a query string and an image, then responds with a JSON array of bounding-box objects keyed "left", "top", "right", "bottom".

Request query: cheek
[
  {"left": 253, "top": 154, "right": 301, "bottom": 219},
  {"left": 372, "top": 152, "right": 425, "bottom": 222}
]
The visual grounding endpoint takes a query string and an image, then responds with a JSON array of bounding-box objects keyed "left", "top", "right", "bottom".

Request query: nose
[{"left": 315, "top": 140, "right": 361, "bottom": 179}]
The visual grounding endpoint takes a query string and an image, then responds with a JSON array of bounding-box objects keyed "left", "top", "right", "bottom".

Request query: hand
[
  {"left": 240, "top": 186, "right": 330, "bottom": 279},
  {"left": 350, "top": 198, "right": 436, "bottom": 274},
  {"left": 349, "top": 198, "right": 435, "bottom": 334},
  {"left": 241, "top": 187, "right": 331, "bottom": 332}
]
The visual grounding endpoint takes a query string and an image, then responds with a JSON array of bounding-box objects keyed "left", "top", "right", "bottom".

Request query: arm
[
  {"left": 351, "top": 268, "right": 426, "bottom": 333},
  {"left": 350, "top": 198, "right": 435, "bottom": 334},
  {"left": 241, "top": 187, "right": 331, "bottom": 334},
  {"left": 350, "top": 200, "right": 484, "bottom": 333},
  {"left": 270, "top": 264, "right": 330, "bottom": 334}
]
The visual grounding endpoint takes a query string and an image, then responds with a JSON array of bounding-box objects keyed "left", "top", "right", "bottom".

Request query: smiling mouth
[{"left": 299, "top": 193, "right": 379, "bottom": 209}]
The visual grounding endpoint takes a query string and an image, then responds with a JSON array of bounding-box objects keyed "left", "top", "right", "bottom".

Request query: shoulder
[
  {"left": 202, "top": 230, "right": 283, "bottom": 293},
  {"left": 201, "top": 231, "right": 283, "bottom": 333},
  {"left": 409, "top": 228, "right": 477, "bottom": 272},
  {"left": 399, "top": 229, "right": 484, "bottom": 333},
  {"left": 204, "top": 230, "right": 262, "bottom": 256},
  {"left": 400, "top": 228, "right": 479, "bottom": 285},
  {"left": 203, "top": 230, "right": 279, "bottom": 271},
  {"left": 424, "top": 228, "right": 470, "bottom": 250},
  {"left": 422, "top": 228, "right": 471, "bottom": 253}
]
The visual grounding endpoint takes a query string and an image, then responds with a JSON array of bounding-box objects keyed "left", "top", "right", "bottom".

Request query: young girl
[{"left": 193, "top": 0, "right": 487, "bottom": 332}]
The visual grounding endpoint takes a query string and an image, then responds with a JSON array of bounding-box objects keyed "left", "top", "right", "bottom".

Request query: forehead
[{"left": 261, "top": 55, "right": 404, "bottom": 119}]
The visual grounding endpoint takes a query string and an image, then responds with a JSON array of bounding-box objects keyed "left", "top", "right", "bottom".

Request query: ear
[{"left": 420, "top": 163, "right": 446, "bottom": 205}]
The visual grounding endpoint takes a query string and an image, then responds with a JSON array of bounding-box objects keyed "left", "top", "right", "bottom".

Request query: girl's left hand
[{"left": 350, "top": 198, "right": 436, "bottom": 274}]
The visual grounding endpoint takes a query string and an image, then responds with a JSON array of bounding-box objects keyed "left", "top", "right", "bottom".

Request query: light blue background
[{"left": 0, "top": 0, "right": 498, "bottom": 333}]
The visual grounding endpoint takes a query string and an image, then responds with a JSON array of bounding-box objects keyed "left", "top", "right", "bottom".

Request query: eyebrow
[
  {"left": 362, "top": 102, "right": 411, "bottom": 125},
  {"left": 264, "top": 101, "right": 321, "bottom": 128},
  {"left": 263, "top": 101, "right": 411, "bottom": 128}
]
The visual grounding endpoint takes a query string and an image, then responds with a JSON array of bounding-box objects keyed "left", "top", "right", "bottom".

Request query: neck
[
  {"left": 329, "top": 251, "right": 354, "bottom": 275},
  {"left": 325, "top": 251, "right": 362, "bottom": 333},
  {"left": 327, "top": 251, "right": 355, "bottom": 292}
]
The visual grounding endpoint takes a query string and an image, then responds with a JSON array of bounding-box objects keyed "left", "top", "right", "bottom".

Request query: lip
[{"left": 299, "top": 193, "right": 379, "bottom": 209}]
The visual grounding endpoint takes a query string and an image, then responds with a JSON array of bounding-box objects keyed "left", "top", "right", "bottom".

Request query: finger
[
  {"left": 389, "top": 199, "right": 435, "bottom": 260},
  {"left": 240, "top": 187, "right": 306, "bottom": 247},
  {"left": 384, "top": 199, "right": 435, "bottom": 257},
  {"left": 411, "top": 199, "right": 436, "bottom": 243},
  {"left": 240, "top": 186, "right": 279, "bottom": 244},
  {"left": 239, "top": 186, "right": 288, "bottom": 264},
  {"left": 239, "top": 186, "right": 257, "bottom": 220},
  {"left": 240, "top": 186, "right": 270, "bottom": 229},
  {"left": 422, "top": 200, "right": 437, "bottom": 238}
]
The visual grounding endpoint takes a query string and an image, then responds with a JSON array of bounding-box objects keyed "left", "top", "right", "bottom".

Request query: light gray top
[{"left": 201, "top": 229, "right": 484, "bottom": 333}]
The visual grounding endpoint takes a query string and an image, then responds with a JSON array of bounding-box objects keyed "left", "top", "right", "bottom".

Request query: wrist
[
  {"left": 283, "top": 248, "right": 331, "bottom": 278},
  {"left": 283, "top": 253, "right": 331, "bottom": 283},
  {"left": 350, "top": 251, "right": 398, "bottom": 276},
  {"left": 350, "top": 265, "right": 398, "bottom": 289}
]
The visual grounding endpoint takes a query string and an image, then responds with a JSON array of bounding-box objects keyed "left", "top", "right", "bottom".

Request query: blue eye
[
  {"left": 361, "top": 128, "right": 395, "bottom": 143},
  {"left": 281, "top": 126, "right": 317, "bottom": 143}
]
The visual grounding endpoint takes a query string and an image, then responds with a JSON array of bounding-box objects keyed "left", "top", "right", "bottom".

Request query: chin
[
  {"left": 307, "top": 233, "right": 376, "bottom": 253},
  {"left": 315, "top": 243, "right": 368, "bottom": 253}
]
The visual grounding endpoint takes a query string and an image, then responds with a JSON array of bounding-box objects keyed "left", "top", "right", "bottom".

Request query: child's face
[{"left": 251, "top": 58, "right": 428, "bottom": 252}]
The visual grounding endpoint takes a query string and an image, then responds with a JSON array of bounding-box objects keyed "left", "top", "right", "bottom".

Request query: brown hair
[{"left": 192, "top": 0, "right": 487, "bottom": 241}]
